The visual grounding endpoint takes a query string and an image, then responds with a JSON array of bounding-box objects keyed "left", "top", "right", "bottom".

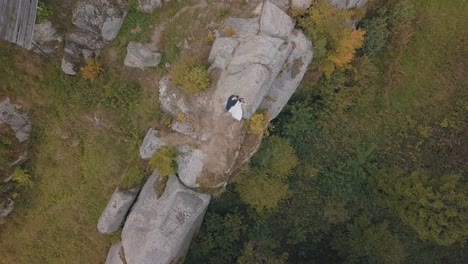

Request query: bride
[{"left": 228, "top": 98, "right": 245, "bottom": 121}]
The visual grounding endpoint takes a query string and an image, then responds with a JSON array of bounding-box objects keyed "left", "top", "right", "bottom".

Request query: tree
[
  {"left": 331, "top": 215, "right": 407, "bottom": 263},
  {"left": 299, "top": 0, "right": 366, "bottom": 76},
  {"left": 372, "top": 168, "right": 468, "bottom": 246}
]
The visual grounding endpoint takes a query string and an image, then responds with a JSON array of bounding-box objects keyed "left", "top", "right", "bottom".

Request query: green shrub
[
  {"left": 149, "top": 146, "right": 178, "bottom": 176},
  {"left": 360, "top": 16, "right": 390, "bottom": 56},
  {"left": 37, "top": 1, "right": 54, "bottom": 22},
  {"left": 12, "top": 167, "right": 33, "bottom": 189},
  {"left": 119, "top": 162, "right": 148, "bottom": 189},
  {"left": 247, "top": 112, "right": 268, "bottom": 135},
  {"left": 170, "top": 57, "right": 210, "bottom": 94}
]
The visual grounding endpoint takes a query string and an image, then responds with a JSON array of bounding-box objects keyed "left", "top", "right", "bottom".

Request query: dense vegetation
[{"left": 186, "top": 0, "right": 467, "bottom": 263}]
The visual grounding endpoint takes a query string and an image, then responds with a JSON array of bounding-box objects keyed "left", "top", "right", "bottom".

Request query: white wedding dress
[{"left": 228, "top": 101, "right": 243, "bottom": 121}]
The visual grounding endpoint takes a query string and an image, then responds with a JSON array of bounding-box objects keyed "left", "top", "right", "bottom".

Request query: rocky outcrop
[
  {"left": 260, "top": 0, "right": 294, "bottom": 38},
  {"left": 105, "top": 242, "right": 125, "bottom": 264},
  {"left": 292, "top": 0, "right": 312, "bottom": 9},
  {"left": 177, "top": 145, "right": 204, "bottom": 188},
  {"left": 97, "top": 187, "right": 140, "bottom": 234},
  {"left": 61, "top": 0, "right": 127, "bottom": 75},
  {"left": 0, "top": 98, "right": 32, "bottom": 143},
  {"left": 139, "top": 128, "right": 165, "bottom": 160},
  {"left": 124, "top": 42, "right": 161, "bottom": 69},
  {"left": 329, "top": 0, "right": 367, "bottom": 9},
  {"left": 119, "top": 172, "right": 210, "bottom": 264},
  {"left": 32, "top": 20, "right": 63, "bottom": 54}
]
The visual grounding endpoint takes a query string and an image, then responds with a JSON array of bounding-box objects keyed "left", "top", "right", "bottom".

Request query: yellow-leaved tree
[{"left": 299, "top": 0, "right": 365, "bottom": 77}]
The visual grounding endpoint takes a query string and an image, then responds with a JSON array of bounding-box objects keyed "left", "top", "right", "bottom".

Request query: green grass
[{"left": 0, "top": 42, "right": 160, "bottom": 263}]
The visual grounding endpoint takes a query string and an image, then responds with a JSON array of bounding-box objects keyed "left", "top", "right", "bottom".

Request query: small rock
[
  {"left": 291, "top": 0, "right": 312, "bottom": 9},
  {"left": 139, "top": 128, "right": 165, "bottom": 160},
  {"left": 61, "top": 57, "right": 77, "bottom": 75},
  {"left": 259, "top": 0, "right": 294, "bottom": 39},
  {"left": 124, "top": 42, "right": 161, "bottom": 69},
  {"left": 177, "top": 145, "right": 204, "bottom": 188},
  {"left": 97, "top": 187, "right": 140, "bottom": 234},
  {"left": 32, "top": 20, "right": 63, "bottom": 54},
  {"left": 138, "top": 0, "right": 163, "bottom": 13},
  {"left": 0, "top": 198, "right": 14, "bottom": 219},
  {"left": 102, "top": 16, "right": 126, "bottom": 41},
  {"left": 0, "top": 98, "right": 32, "bottom": 142},
  {"left": 329, "top": 0, "right": 368, "bottom": 9}
]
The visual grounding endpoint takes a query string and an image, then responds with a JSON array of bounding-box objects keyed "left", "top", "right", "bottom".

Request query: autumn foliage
[{"left": 299, "top": 0, "right": 365, "bottom": 77}]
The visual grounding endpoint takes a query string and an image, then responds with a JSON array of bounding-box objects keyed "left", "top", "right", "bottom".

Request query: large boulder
[
  {"left": 291, "top": 0, "right": 312, "bottom": 9},
  {"left": 105, "top": 242, "right": 125, "bottom": 264},
  {"left": 0, "top": 98, "right": 31, "bottom": 143},
  {"left": 121, "top": 172, "right": 211, "bottom": 264},
  {"left": 329, "top": 0, "right": 367, "bottom": 9},
  {"left": 159, "top": 77, "right": 190, "bottom": 116},
  {"left": 32, "top": 20, "right": 63, "bottom": 54},
  {"left": 177, "top": 145, "right": 204, "bottom": 188},
  {"left": 139, "top": 128, "right": 165, "bottom": 160},
  {"left": 124, "top": 42, "right": 161, "bottom": 69},
  {"left": 260, "top": 0, "right": 294, "bottom": 39},
  {"left": 223, "top": 17, "right": 260, "bottom": 38},
  {"left": 260, "top": 30, "right": 313, "bottom": 119},
  {"left": 62, "top": 0, "right": 127, "bottom": 75},
  {"left": 97, "top": 187, "right": 140, "bottom": 234}
]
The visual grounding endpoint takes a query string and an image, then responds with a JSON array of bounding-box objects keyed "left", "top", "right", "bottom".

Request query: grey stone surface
[
  {"left": 0, "top": 98, "right": 32, "bottom": 142},
  {"left": 139, "top": 128, "right": 165, "bottom": 160},
  {"left": 102, "top": 16, "right": 125, "bottom": 41},
  {"left": 291, "top": 0, "right": 312, "bottom": 9},
  {"left": 329, "top": 0, "right": 367, "bottom": 9},
  {"left": 208, "top": 37, "right": 239, "bottom": 65},
  {"left": 0, "top": 198, "right": 14, "bottom": 218},
  {"left": 105, "top": 242, "right": 125, "bottom": 264},
  {"left": 260, "top": 0, "right": 294, "bottom": 39},
  {"left": 218, "top": 63, "right": 271, "bottom": 119},
  {"left": 62, "top": 0, "right": 127, "bottom": 74},
  {"left": 177, "top": 145, "right": 204, "bottom": 188},
  {"left": 124, "top": 42, "right": 161, "bottom": 69},
  {"left": 138, "top": 0, "right": 163, "bottom": 13},
  {"left": 224, "top": 17, "right": 260, "bottom": 38},
  {"left": 121, "top": 173, "right": 211, "bottom": 264},
  {"left": 159, "top": 77, "right": 190, "bottom": 116},
  {"left": 260, "top": 30, "right": 313, "bottom": 120},
  {"left": 227, "top": 35, "right": 289, "bottom": 74},
  {"left": 171, "top": 122, "right": 197, "bottom": 139},
  {"left": 32, "top": 20, "right": 63, "bottom": 54},
  {"left": 61, "top": 57, "right": 77, "bottom": 75},
  {"left": 97, "top": 187, "right": 140, "bottom": 234}
]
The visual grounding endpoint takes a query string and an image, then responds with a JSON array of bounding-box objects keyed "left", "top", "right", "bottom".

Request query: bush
[
  {"left": 80, "top": 58, "right": 103, "bottom": 81},
  {"left": 247, "top": 112, "right": 268, "bottom": 135},
  {"left": 170, "top": 57, "right": 210, "bottom": 94},
  {"left": 360, "top": 16, "right": 390, "bottom": 56},
  {"left": 149, "top": 146, "right": 178, "bottom": 176},
  {"left": 12, "top": 167, "right": 33, "bottom": 189}
]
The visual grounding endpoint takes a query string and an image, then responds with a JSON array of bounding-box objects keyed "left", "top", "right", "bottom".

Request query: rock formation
[
  {"left": 61, "top": 0, "right": 127, "bottom": 75},
  {"left": 97, "top": 187, "right": 140, "bottom": 234},
  {"left": 106, "top": 172, "right": 211, "bottom": 264},
  {"left": 100, "top": 1, "right": 315, "bottom": 262},
  {"left": 329, "top": 0, "right": 367, "bottom": 9},
  {"left": 0, "top": 97, "right": 31, "bottom": 219},
  {"left": 124, "top": 42, "right": 161, "bottom": 69},
  {"left": 32, "top": 20, "right": 63, "bottom": 54}
]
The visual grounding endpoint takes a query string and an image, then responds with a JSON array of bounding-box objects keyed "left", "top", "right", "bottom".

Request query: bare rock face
[
  {"left": 32, "top": 20, "right": 63, "bottom": 54},
  {"left": 62, "top": 0, "right": 127, "bottom": 75},
  {"left": 139, "top": 128, "right": 165, "bottom": 160},
  {"left": 105, "top": 242, "right": 125, "bottom": 264},
  {"left": 138, "top": 0, "right": 163, "bottom": 13},
  {"left": 260, "top": 0, "right": 294, "bottom": 39},
  {"left": 177, "top": 146, "right": 204, "bottom": 188},
  {"left": 97, "top": 187, "right": 140, "bottom": 234},
  {"left": 124, "top": 42, "right": 161, "bottom": 69},
  {"left": 260, "top": 30, "right": 313, "bottom": 120},
  {"left": 291, "top": 0, "right": 312, "bottom": 9},
  {"left": 0, "top": 98, "right": 31, "bottom": 143},
  {"left": 120, "top": 172, "right": 211, "bottom": 264},
  {"left": 329, "top": 0, "right": 367, "bottom": 9}
]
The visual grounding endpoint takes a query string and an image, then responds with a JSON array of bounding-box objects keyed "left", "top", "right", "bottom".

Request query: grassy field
[{"left": 0, "top": 41, "right": 160, "bottom": 263}]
